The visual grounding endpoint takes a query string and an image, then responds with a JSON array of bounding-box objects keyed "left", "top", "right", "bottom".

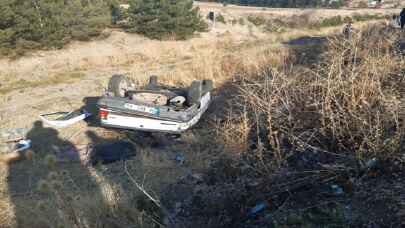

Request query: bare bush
[{"left": 231, "top": 25, "right": 405, "bottom": 166}]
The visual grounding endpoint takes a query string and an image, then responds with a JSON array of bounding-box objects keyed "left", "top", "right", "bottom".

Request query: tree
[
  {"left": 127, "top": 0, "right": 206, "bottom": 40},
  {"left": 0, "top": 0, "right": 111, "bottom": 56},
  {"left": 0, "top": 0, "right": 17, "bottom": 51}
]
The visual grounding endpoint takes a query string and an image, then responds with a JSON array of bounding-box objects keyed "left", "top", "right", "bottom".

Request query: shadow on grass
[
  {"left": 81, "top": 96, "right": 101, "bottom": 127},
  {"left": 7, "top": 121, "right": 108, "bottom": 227},
  {"left": 283, "top": 36, "right": 329, "bottom": 66}
]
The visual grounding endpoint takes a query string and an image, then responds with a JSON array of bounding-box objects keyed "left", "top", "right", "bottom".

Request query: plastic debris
[
  {"left": 0, "top": 128, "right": 31, "bottom": 162},
  {"left": 365, "top": 157, "right": 377, "bottom": 169},
  {"left": 0, "top": 139, "right": 31, "bottom": 154},
  {"left": 39, "top": 109, "right": 92, "bottom": 128},
  {"left": 248, "top": 202, "right": 267, "bottom": 216},
  {"left": 264, "top": 213, "right": 273, "bottom": 220},
  {"left": 331, "top": 184, "right": 344, "bottom": 195},
  {"left": 175, "top": 153, "right": 185, "bottom": 165},
  {"left": 15, "top": 140, "right": 31, "bottom": 152}
]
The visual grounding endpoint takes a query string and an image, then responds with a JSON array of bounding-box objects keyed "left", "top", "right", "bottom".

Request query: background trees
[
  {"left": 0, "top": 0, "right": 206, "bottom": 55},
  {"left": 0, "top": 0, "right": 111, "bottom": 56},
  {"left": 126, "top": 0, "right": 206, "bottom": 40},
  {"left": 0, "top": 0, "right": 347, "bottom": 56}
]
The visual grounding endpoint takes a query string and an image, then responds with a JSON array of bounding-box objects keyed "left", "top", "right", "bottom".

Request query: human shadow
[
  {"left": 81, "top": 96, "right": 102, "bottom": 127},
  {"left": 84, "top": 130, "right": 163, "bottom": 226},
  {"left": 6, "top": 121, "right": 108, "bottom": 227}
]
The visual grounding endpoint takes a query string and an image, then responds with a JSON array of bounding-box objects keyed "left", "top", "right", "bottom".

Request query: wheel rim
[{"left": 119, "top": 80, "right": 129, "bottom": 97}]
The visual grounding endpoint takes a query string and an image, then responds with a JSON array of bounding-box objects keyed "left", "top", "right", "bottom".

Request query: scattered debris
[
  {"left": 0, "top": 139, "right": 32, "bottom": 163},
  {"left": 190, "top": 173, "right": 204, "bottom": 182},
  {"left": 174, "top": 153, "right": 185, "bottom": 165},
  {"left": 39, "top": 109, "right": 91, "bottom": 128},
  {"left": 0, "top": 128, "right": 28, "bottom": 143},
  {"left": 0, "top": 139, "right": 31, "bottom": 153},
  {"left": 14, "top": 140, "right": 31, "bottom": 152},
  {"left": 330, "top": 184, "right": 344, "bottom": 195},
  {"left": 248, "top": 202, "right": 267, "bottom": 216},
  {"left": 0, "top": 128, "right": 30, "bottom": 155},
  {"left": 365, "top": 157, "right": 377, "bottom": 169},
  {"left": 264, "top": 213, "right": 273, "bottom": 220}
]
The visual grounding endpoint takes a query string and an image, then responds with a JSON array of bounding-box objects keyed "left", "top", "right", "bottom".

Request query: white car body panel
[{"left": 100, "top": 92, "right": 211, "bottom": 133}]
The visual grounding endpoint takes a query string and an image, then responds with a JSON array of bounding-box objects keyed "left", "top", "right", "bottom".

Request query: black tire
[
  {"left": 202, "top": 80, "right": 213, "bottom": 94},
  {"left": 187, "top": 80, "right": 213, "bottom": 106},
  {"left": 187, "top": 80, "right": 203, "bottom": 106},
  {"left": 108, "top": 74, "right": 132, "bottom": 97}
]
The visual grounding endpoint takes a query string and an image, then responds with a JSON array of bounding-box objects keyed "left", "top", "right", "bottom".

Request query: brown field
[{"left": 0, "top": 2, "right": 404, "bottom": 227}]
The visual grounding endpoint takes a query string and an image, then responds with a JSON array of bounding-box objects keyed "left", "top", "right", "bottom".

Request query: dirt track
[{"left": 195, "top": 1, "right": 399, "bottom": 18}]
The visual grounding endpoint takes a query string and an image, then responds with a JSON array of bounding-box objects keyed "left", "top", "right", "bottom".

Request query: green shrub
[
  {"left": 247, "top": 15, "right": 266, "bottom": 26},
  {"left": 216, "top": 13, "right": 226, "bottom": 24},
  {"left": 319, "top": 16, "right": 343, "bottom": 27},
  {"left": 352, "top": 13, "right": 384, "bottom": 22}
]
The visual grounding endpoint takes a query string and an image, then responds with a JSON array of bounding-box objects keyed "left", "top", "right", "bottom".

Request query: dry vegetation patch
[{"left": 206, "top": 25, "right": 405, "bottom": 227}]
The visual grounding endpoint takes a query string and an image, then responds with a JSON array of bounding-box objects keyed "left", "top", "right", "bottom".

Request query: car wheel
[{"left": 108, "top": 74, "right": 132, "bottom": 97}]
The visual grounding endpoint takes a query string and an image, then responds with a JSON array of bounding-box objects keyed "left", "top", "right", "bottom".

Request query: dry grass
[
  {"left": 222, "top": 25, "right": 405, "bottom": 166},
  {"left": 0, "top": 72, "right": 85, "bottom": 95}
]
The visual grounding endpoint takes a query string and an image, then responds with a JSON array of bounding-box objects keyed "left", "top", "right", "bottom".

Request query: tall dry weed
[{"left": 227, "top": 25, "right": 405, "bottom": 167}]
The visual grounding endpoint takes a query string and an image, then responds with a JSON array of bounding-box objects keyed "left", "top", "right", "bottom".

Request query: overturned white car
[{"left": 97, "top": 75, "right": 213, "bottom": 133}]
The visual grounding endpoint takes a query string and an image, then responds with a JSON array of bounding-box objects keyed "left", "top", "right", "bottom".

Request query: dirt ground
[{"left": 195, "top": 1, "right": 399, "bottom": 19}]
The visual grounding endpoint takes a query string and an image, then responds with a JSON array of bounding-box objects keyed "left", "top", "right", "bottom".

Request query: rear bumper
[
  {"left": 100, "top": 114, "right": 194, "bottom": 133},
  {"left": 100, "top": 122, "right": 186, "bottom": 134}
]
